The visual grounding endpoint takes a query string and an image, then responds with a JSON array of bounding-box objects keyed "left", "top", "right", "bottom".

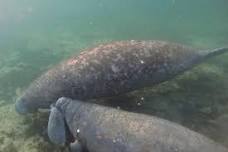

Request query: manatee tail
[{"left": 199, "top": 47, "right": 228, "bottom": 59}]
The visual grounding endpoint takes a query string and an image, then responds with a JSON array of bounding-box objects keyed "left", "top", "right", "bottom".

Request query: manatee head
[
  {"left": 15, "top": 68, "right": 69, "bottom": 115},
  {"left": 15, "top": 95, "right": 53, "bottom": 114},
  {"left": 15, "top": 84, "right": 59, "bottom": 114},
  {"left": 15, "top": 97, "right": 35, "bottom": 114}
]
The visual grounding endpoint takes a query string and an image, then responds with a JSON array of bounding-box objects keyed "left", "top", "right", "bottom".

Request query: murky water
[{"left": 0, "top": 0, "right": 228, "bottom": 151}]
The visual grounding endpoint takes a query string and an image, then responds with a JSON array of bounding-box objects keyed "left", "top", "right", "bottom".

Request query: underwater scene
[{"left": 0, "top": 0, "right": 228, "bottom": 151}]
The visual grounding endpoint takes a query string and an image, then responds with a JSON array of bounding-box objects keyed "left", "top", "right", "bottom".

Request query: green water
[{"left": 0, "top": 0, "right": 228, "bottom": 151}]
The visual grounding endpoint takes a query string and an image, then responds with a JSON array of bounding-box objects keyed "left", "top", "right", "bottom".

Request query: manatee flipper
[
  {"left": 69, "top": 140, "right": 83, "bottom": 152},
  {"left": 48, "top": 104, "right": 66, "bottom": 146},
  {"left": 49, "top": 98, "right": 85, "bottom": 151}
]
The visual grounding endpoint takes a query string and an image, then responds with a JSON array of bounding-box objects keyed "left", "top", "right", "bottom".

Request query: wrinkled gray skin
[
  {"left": 15, "top": 40, "right": 228, "bottom": 114},
  {"left": 48, "top": 97, "right": 228, "bottom": 152}
]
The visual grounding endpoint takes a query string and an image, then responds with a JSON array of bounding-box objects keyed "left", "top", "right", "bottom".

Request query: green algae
[{"left": 0, "top": 101, "right": 71, "bottom": 152}]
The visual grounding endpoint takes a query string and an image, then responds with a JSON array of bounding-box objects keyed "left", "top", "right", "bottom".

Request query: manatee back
[
  {"left": 60, "top": 40, "right": 200, "bottom": 99},
  {"left": 64, "top": 100, "right": 228, "bottom": 152}
]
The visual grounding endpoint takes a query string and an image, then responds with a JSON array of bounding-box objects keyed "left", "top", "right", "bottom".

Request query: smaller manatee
[{"left": 48, "top": 97, "right": 228, "bottom": 152}]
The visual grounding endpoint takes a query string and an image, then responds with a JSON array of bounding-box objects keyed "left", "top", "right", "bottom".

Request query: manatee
[
  {"left": 48, "top": 97, "right": 228, "bottom": 152},
  {"left": 15, "top": 40, "right": 228, "bottom": 114}
]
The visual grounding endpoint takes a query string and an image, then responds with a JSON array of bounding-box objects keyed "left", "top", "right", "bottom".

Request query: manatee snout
[{"left": 15, "top": 98, "right": 37, "bottom": 114}]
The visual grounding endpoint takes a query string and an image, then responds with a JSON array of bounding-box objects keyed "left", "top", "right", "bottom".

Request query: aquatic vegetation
[{"left": 0, "top": 101, "right": 71, "bottom": 152}]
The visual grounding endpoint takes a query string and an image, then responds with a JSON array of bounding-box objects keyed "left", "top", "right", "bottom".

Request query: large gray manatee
[
  {"left": 15, "top": 40, "right": 228, "bottom": 114},
  {"left": 48, "top": 97, "right": 228, "bottom": 152}
]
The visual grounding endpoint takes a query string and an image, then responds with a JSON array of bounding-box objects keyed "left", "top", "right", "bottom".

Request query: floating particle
[
  {"left": 77, "top": 129, "right": 80, "bottom": 133},
  {"left": 140, "top": 60, "right": 144, "bottom": 64}
]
